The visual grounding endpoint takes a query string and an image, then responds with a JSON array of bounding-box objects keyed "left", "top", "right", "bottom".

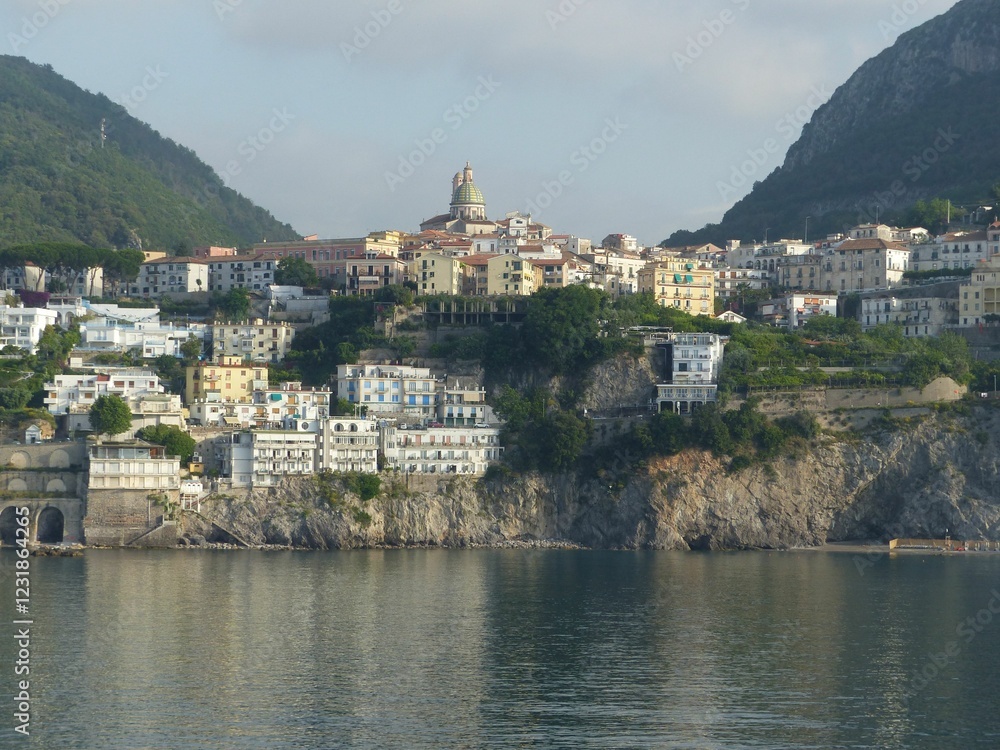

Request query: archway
[
  {"left": 48, "top": 450, "right": 70, "bottom": 469},
  {"left": 37, "top": 507, "right": 64, "bottom": 544},
  {"left": 46, "top": 479, "right": 67, "bottom": 494},
  {"left": 7, "top": 479, "right": 27, "bottom": 492},
  {"left": 0, "top": 507, "right": 19, "bottom": 546},
  {"left": 8, "top": 451, "right": 29, "bottom": 469}
]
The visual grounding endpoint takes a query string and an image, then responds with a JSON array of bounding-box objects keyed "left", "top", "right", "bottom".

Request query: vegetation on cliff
[{"left": 0, "top": 55, "right": 298, "bottom": 249}]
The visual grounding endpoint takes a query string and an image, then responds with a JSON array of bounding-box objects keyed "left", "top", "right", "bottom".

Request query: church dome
[{"left": 452, "top": 180, "right": 485, "bottom": 206}]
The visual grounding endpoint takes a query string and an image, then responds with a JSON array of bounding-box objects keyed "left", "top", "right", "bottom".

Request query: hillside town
[{"left": 2, "top": 163, "right": 999, "bottom": 545}]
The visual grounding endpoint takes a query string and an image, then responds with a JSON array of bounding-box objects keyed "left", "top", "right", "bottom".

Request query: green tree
[
  {"left": 89, "top": 395, "right": 133, "bottom": 437},
  {"left": 136, "top": 424, "right": 197, "bottom": 463},
  {"left": 520, "top": 285, "right": 605, "bottom": 375},
  {"left": 216, "top": 288, "right": 252, "bottom": 322},
  {"left": 180, "top": 336, "right": 203, "bottom": 365},
  {"left": 275, "top": 256, "right": 319, "bottom": 287}
]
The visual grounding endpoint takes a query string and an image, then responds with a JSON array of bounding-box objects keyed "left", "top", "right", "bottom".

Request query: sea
[{"left": 1, "top": 548, "right": 999, "bottom": 749}]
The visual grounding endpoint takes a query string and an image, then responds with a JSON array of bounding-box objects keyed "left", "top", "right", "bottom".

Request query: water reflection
[{"left": 0, "top": 550, "right": 999, "bottom": 748}]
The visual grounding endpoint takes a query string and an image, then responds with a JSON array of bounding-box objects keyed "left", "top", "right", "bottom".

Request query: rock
[
  {"left": 188, "top": 534, "right": 207, "bottom": 547},
  {"left": 192, "top": 409, "right": 1000, "bottom": 551}
]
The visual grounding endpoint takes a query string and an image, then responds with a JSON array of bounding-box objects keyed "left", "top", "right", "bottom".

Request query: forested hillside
[{"left": 0, "top": 55, "right": 299, "bottom": 250}]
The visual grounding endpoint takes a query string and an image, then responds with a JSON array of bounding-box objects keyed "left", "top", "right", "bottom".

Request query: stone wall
[
  {"left": 0, "top": 470, "right": 85, "bottom": 497},
  {"left": 84, "top": 488, "right": 178, "bottom": 547},
  {"left": 733, "top": 377, "right": 966, "bottom": 418},
  {"left": 0, "top": 441, "right": 87, "bottom": 471}
]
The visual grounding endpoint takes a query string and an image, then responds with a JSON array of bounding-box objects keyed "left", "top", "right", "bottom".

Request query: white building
[
  {"left": 761, "top": 293, "right": 838, "bottom": 329},
  {"left": 207, "top": 255, "right": 277, "bottom": 293},
  {"left": 88, "top": 441, "right": 180, "bottom": 491},
  {"left": 78, "top": 318, "right": 207, "bottom": 358},
  {"left": 131, "top": 257, "right": 210, "bottom": 298},
  {"left": 715, "top": 268, "right": 771, "bottom": 299},
  {"left": 337, "top": 364, "right": 440, "bottom": 419},
  {"left": 44, "top": 369, "right": 164, "bottom": 415},
  {"left": 381, "top": 424, "right": 503, "bottom": 475},
  {"left": 859, "top": 283, "right": 958, "bottom": 337},
  {"left": 650, "top": 332, "right": 726, "bottom": 415},
  {"left": 216, "top": 430, "right": 317, "bottom": 488},
  {"left": 211, "top": 319, "right": 295, "bottom": 363},
  {"left": 438, "top": 380, "right": 492, "bottom": 427},
  {"left": 0, "top": 306, "right": 59, "bottom": 353},
  {"left": 822, "top": 239, "right": 910, "bottom": 293}
]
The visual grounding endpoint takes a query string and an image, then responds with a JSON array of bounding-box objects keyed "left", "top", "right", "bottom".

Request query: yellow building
[
  {"left": 638, "top": 259, "right": 715, "bottom": 316},
  {"left": 186, "top": 355, "right": 268, "bottom": 405},
  {"left": 409, "top": 252, "right": 466, "bottom": 296},
  {"left": 486, "top": 255, "right": 540, "bottom": 296},
  {"left": 960, "top": 255, "right": 1000, "bottom": 327}
]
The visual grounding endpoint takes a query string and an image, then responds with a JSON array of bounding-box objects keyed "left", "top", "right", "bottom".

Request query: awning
[{"left": 222, "top": 416, "right": 241, "bottom": 426}]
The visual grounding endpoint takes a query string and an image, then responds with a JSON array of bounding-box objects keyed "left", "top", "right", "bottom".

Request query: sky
[{"left": 3, "top": 0, "right": 962, "bottom": 248}]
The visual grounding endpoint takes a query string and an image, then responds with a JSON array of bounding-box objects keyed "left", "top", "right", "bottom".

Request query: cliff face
[
  {"left": 784, "top": 0, "right": 1000, "bottom": 172},
  {"left": 195, "top": 409, "right": 1000, "bottom": 550},
  {"left": 663, "top": 0, "right": 1000, "bottom": 246}
]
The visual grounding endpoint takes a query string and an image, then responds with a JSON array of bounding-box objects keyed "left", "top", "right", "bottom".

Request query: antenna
[{"left": 100, "top": 118, "right": 107, "bottom": 149}]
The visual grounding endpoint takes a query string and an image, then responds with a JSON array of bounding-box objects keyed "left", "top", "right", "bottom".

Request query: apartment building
[
  {"left": 409, "top": 253, "right": 466, "bottom": 296},
  {"left": 822, "top": 239, "right": 910, "bottom": 292},
  {"left": 337, "top": 364, "right": 440, "bottom": 419},
  {"left": 859, "top": 282, "right": 959, "bottom": 337},
  {"left": 216, "top": 430, "right": 317, "bottom": 488},
  {"left": 637, "top": 260, "right": 715, "bottom": 316},
  {"left": 88, "top": 441, "right": 180, "bottom": 492},
  {"left": 959, "top": 255, "right": 1000, "bottom": 327},
  {"left": 211, "top": 319, "right": 295, "bottom": 363},
  {"left": 186, "top": 356, "right": 268, "bottom": 404},
  {"left": 44, "top": 369, "right": 164, "bottom": 415},
  {"left": 0, "top": 305, "right": 59, "bottom": 353},
  {"left": 381, "top": 424, "right": 503, "bottom": 475},
  {"left": 207, "top": 255, "right": 276, "bottom": 293},
  {"left": 650, "top": 332, "right": 726, "bottom": 415},
  {"left": 131, "top": 257, "right": 210, "bottom": 298}
]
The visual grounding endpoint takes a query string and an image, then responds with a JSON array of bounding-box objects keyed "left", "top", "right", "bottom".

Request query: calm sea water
[{"left": 1, "top": 549, "right": 999, "bottom": 749}]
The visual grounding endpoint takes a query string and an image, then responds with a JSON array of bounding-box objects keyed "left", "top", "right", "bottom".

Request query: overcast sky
[{"left": 4, "top": 0, "right": 961, "bottom": 247}]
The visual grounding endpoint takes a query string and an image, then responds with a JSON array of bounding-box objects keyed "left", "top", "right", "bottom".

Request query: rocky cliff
[
  {"left": 191, "top": 407, "right": 1000, "bottom": 550},
  {"left": 663, "top": 0, "right": 1000, "bottom": 246}
]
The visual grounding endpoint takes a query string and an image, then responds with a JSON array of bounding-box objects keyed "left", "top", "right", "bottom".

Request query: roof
[
  {"left": 142, "top": 256, "right": 209, "bottom": 265},
  {"left": 836, "top": 239, "right": 910, "bottom": 252},
  {"left": 452, "top": 181, "right": 485, "bottom": 206},
  {"left": 458, "top": 254, "right": 496, "bottom": 267}
]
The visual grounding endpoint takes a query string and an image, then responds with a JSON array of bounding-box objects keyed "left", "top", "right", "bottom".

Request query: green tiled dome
[{"left": 452, "top": 181, "right": 485, "bottom": 206}]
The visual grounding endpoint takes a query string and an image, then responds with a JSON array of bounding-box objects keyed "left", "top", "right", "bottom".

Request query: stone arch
[
  {"left": 8, "top": 451, "right": 30, "bottom": 469},
  {"left": 48, "top": 450, "right": 70, "bottom": 469},
  {"left": 7, "top": 479, "right": 28, "bottom": 492},
  {"left": 46, "top": 479, "right": 67, "bottom": 494},
  {"left": 37, "top": 507, "right": 64, "bottom": 544},
  {"left": 0, "top": 506, "right": 19, "bottom": 545}
]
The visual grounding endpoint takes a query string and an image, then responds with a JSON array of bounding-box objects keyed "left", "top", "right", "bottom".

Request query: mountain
[
  {"left": 0, "top": 55, "right": 300, "bottom": 250},
  {"left": 664, "top": 0, "right": 1000, "bottom": 247}
]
